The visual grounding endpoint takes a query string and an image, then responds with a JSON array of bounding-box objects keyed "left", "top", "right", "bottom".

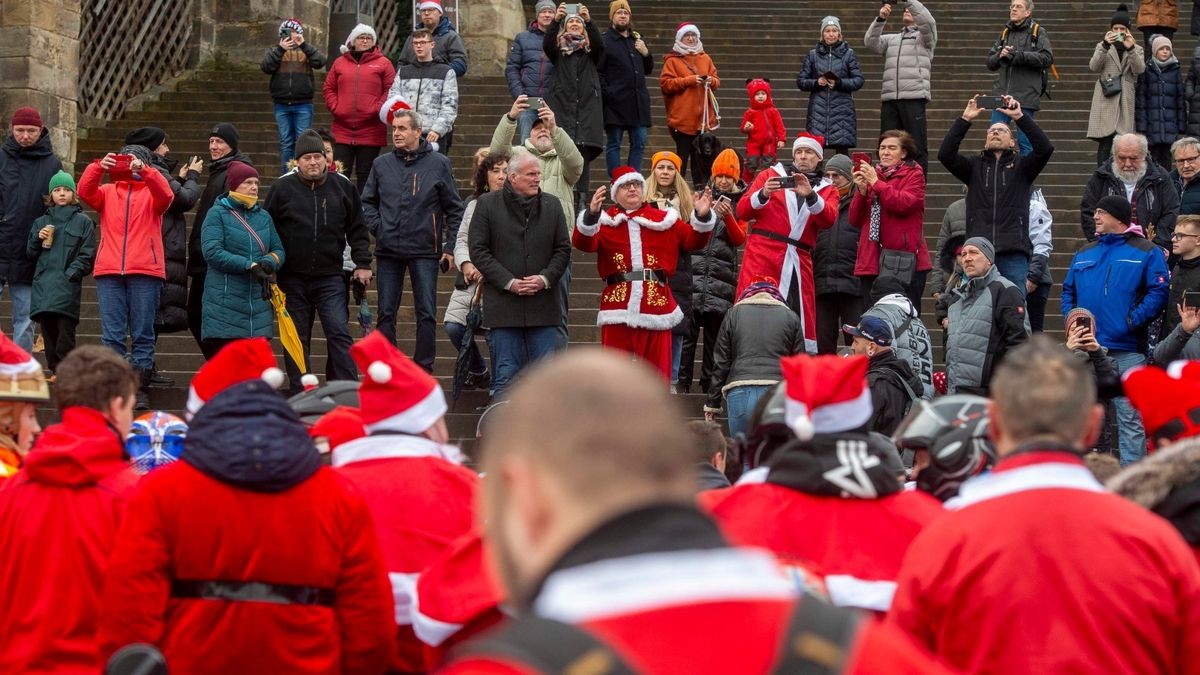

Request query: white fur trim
[
  {"left": 598, "top": 206, "right": 679, "bottom": 232},
  {"left": 262, "top": 367, "right": 284, "bottom": 389},
  {"left": 300, "top": 373, "right": 320, "bottom": 389},
  {"left": 690, "top": 208, "right": 717, "bottom": 233},
  {"left": 1166, "top": 361, "right": 1189, "bottom": 379},
  {"left": 807, "top": 192, "right": 826, "bottom": 215},
  {"left": 533, "top": 548, "right": 794, "bottom": 623},
  {"left": 786, "top": 388, "right": 872, "bottom": 438},
  {"left": 749, "top": 187, "right": 769, "bottom": 210},
  {"left": 824, "top": 576, "right": 897, "bottom": 611},
  {"left": 575, "top": 209, "right": 600, "bottom": 237},
  {"left": 955, "top": 462, "right": 1104, "bottom": 508},
  {"left": 675, "top": 23, "right": 700, "bottom": 43},
  {"left": 735, "top": 466, "right": 770, "bottom": 485},
  {"left": 418, "top": 0, "right": 443, "bottom": 10},
  {"left": 412, "top": 594, "right": 463, "bottom": 647},
  {"left": 331, "top": 433, "right": 465, "bottom": 467},
  {"left": 389, "top": 572, "right": 420, "bottom": 626},
  {"left": 792, "top": 136, "right": 824, "bottom": 158},
  {"left": 363, "top": 384, "right": 448, "bottom": 436},
  {"left": 186, "top": 386, "right": 204, "bottom": 417},
  {"left": 610, "top": 171, "right": 646, "bottom": 193},
  {"left": 379, "top": 94, "right": 410, "bottom": 126},
  {"left": 368, "top": 361, "right": 392, "bottom": 383},
  {"left": 596, "top": 305, "right": 683, "bottom": 330}
]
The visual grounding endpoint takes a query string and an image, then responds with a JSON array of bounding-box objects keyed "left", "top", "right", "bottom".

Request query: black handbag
[
  {"left": 1099, "top": 75, "right": 1123, "bottom": 97},
  {"left": 878, "top": 247, "right": 917, "bottom": 286}
]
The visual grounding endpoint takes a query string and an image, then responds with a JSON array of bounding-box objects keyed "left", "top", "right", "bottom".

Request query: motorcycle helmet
[
  {"left": 126, "top": 411, "right": 188, "bottom": 474},
  {"left": 288, "top": 380, "right": 360, "bottom": 426},
  {"left": 893, "top": 394, "right": 995, "bottom": 501}
]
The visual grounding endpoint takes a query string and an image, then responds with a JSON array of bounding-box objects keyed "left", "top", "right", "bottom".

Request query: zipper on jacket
[
  {"left": 122, "top": 186, "right": 132, "bottom": 274},
  {"left": 991, "top": 154, "right": 999, "bottom": 245}
]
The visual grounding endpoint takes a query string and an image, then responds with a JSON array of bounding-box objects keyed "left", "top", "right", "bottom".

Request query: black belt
[
  {"left": 171, "top": 579, "right": 336, "bottom": 607},
  {"left": 605, "top": 269, "right": 668, "bottom": 285},
  {"left": 749, "top": 227, "right": 813, "bottom": 253}
]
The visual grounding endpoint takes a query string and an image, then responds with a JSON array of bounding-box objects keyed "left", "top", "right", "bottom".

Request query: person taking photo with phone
[
  {"left": 1088, "top": 5, "right": 1146, "bottom": 164},
  {"left": 261, "top": 19, "right": 326, "bottom": 173},
  {"left": 985, "top": 0, "right": 1053, "bottom": 156}
]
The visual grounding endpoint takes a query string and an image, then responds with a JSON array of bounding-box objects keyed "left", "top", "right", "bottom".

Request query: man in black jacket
[
  {"left": 985, "top": 0, "right": 1053, "bottom": 155},
  {"left": 469, "top": 149, "right": 570, "bottom": 399},
  {"left": 1080, "top": 132, "right": 1180, "bottom": 250},
  {"left": 261, "top": 19, "right": 326, "bottom": 174},
  {"left": 938, "top": 95, "right": 1053, "bottom": 298},
  {"left": 266, "top": 130, "right": 372, "bottom": 393},
  {"left": 814, "top": 154, "right": 862, "bottom": 354},
  {"left": 843, "top": 316, "right": 921, "bottom": 436},
  {"left": 361, "top": 106, "right": 463, "bottom": 372},
  {"left": 599, "top": 0, "right": 653, "bottom": 176}
]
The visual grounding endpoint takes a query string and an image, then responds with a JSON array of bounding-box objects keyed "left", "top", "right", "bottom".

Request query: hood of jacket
[
  {"left": 939, "top": 234, "right": 967, "bottom": 275},
  {"left": 1095, "top": 156, "right": 1169, "bottom": 190},
  {"left": 875, "top": 292, "right": 920, "bottom": 319},
  {"left": 747, "top": 78, "right": 775, "bottom": 110},
  {"left": 2, "top": 129, "right": 55, "bottom": 160},
  {"left": 183, "top": 379, "right": 322, "bottom": 493},
  {"left": 22, "top": 407, "right": 129, "bottom": 487},
  {"left": 1107, "top": 435, "right": 1200, "bottom": 544},
  {"left": 434, "top": 15, "right": 456, "bottom": 37}
]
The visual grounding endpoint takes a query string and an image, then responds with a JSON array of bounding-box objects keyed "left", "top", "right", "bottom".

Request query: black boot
[
  {"left": 135, "top": 369, "right": 152, "bottom": 411},
  {"left": 147, "top": 366, "right": 175, "bottom": 389}
]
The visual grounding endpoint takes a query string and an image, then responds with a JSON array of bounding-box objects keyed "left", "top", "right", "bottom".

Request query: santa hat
[
  {"left": 379, "top": 94, "right": 414, "bottom": 126},
  {"left": 351, "top": 332, "right": 446, "bottom": 434},
  {"left": 186, "top": 338, "right": 284, "bottom": 417},
  {"left": 610, "top": 165, "right": 645, "bottom": 192},
  {"left": 780, "top": 354, "right": 872, "bottom": 441},
  {"left": 309, "top": 405, "right": 366, "bottom": 454},
  {"left": 0, "top": 329, "right": 49, "bottom": 403},
  {"left": 792, "top": 132, "right": 824, "bottom": 159},
  {"left": 675, "top": 22, "right": 700, "bottom": 43},
  {"left": 341, "top": 23, "right": 377, "bottom": 54},
  {"left": 1123, "top": 362, "right": 1200, "bottom": 445},
  {"left": 418, "top": 0, "right": 444, "bottom": 11}
]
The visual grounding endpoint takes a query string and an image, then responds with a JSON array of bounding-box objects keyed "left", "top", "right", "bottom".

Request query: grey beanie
[
  {"left": 821, "top": 16, "right": 842, "bottom": 35},
  {"left": 963, "top": 236, "right": 996, "bottom": 263},
  {"left": 117, "top": 144, "right": 152, "bottom": 166},
  {"left": 535, "top": 0, "right": 556, "bottom": 13},
  {"left": 825, "top": 154, "right": 853, "bottom": 181}
]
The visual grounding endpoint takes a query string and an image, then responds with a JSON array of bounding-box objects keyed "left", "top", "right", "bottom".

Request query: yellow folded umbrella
[{"left": 270, "top": 283, "right": 307, "bottom": 375}]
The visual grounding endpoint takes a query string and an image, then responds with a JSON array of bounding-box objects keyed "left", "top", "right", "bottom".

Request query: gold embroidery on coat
[{"left": 603, "top": 283, "right": 629, "bottom": 304}]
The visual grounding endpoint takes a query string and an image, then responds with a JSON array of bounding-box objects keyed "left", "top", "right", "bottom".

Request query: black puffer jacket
[
  {"left": 691, "top": 181, "right": 745, "bottom": 315},
  {"left": 151, "top": 156, "right": 200, "bottom": 333},
  {"left": 814, "top": 187, "right": 861, "bottom": 296},
  {"left": 188, "top": 151, "right": 253, "bottom": 276},
  {"left": 544, "top": 19, "right": 606, "bottom": 153},
  {"left": 1137, "top": 57, "right": 1187, "bottom": 146},
  {"left": 796, "top": 41, "right": 864, "bottom": 148},
  {"left": 0, "top": 131, "right": 62, "bottom": 284},
  {"left": 1080, "top": 158, "right": 1179, "bottom": 249},
  {"left": 1183, "top": 45, "right": 1200, "bottom": 137},
  {"left": 671, "top": 247, "right": 695, "bottom": 337},
  {"left": 706, "top": 293, "right": 805, "bottom": 411},
  {"left": 866, "top": 349, "right": 922, "bottom": 436}
]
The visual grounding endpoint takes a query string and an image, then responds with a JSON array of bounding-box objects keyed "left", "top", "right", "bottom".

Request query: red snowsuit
[
  {"left": 740, "top": 79, "right": 786, "bottom": 181},
  {"left": 0, "top": 407, "right": 139, "bottom": 674},
  {"left": 736, "top": 168, "right": 839, "bottom": 354}
]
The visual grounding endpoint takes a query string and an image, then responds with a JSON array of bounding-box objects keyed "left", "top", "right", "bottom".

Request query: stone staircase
[{"left": 21, "top": 1, "right": 1188, "bottom": 446}]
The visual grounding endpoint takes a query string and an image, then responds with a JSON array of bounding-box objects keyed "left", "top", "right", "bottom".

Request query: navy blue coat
[
  {"left": 0, "top": 131, "right": 62, "bottom": 284},
  {"left": 599, "top": 27, "right": 654, "bottom": 128},
  {"left": 505, "top": 22, "right": 554, "bottom": 98},
  {"left": 797, "top": 41, "right": 864, "bottom": 148},
  {"left": 1137, "top": 59, "right": 1187, "bottom": 145}
]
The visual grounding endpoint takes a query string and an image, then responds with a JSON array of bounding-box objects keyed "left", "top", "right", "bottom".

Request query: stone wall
[
  {"left": 193, "top": 0, "right": 331, "bottom": 67},
  {"left": 0, "top": 0, "right": 81, "bottom": 164},
  {"left": 461, "top": 0, "right": 525, "bottom": 77}
]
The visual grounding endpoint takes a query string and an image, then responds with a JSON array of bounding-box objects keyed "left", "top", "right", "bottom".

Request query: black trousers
[
  {"left": 668, "top": 127, "right": 698, "bottom": 179},
  {"left": 334, "top": 143, "right": 382, "bottom": 194},
  {"left": 38, "top": 313, "right": 77, "bottom": 371},
  {"left": 678, "top": 308, "right": 726, "bottom": 392},
  {"left": 881, "top": 99, "right": 929, "bottom": 174},
  {"left": 1096, "top": 135, "right": 1115, "bottom": 166},
  {"left": 188, "top": 272, "right": 221, "bottom": 361},
  {"left": 277, "top": 273, "right": 358, "bottom": 394},
  {"left": 432, "top": 129, "right": 453, "bottom": 155},
  {"left": 1142, "top": 27, "right": 1176, "bottom": 45},
  {"left": 816, "top": 292, "right": 864, "bottom": 355},
  {"left": 1150, "top": 143, "right": 1173, "bottom": 172}
]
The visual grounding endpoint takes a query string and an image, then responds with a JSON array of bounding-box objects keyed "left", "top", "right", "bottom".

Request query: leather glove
[
  {"left": 250, "top": 264, "right": 270, "bottom": 283},
  {"left": 259, "top": 260, "right": 275, "bottom": 275}
]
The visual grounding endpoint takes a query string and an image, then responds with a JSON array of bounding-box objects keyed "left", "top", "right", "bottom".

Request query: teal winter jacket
[{"left": 200, "top": 196, "right": 285, "bottom": 340}]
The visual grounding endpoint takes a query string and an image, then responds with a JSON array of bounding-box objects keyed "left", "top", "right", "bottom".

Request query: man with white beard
[{"left": 1081, "top": 132, "right": 1180, "bottom": 251}]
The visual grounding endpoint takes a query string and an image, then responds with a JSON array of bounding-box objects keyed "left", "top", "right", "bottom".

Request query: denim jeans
[
  {"left": 516, "top": 108, "right": 540, "bottom": 145},
  {"left": 671, "top": 334, "right": 684, "bottom": 384},
  {"left": 486, "top": 326, "right": 559, "bottom": 398},
  {"left": 444, "top": 320, "right": 488, "bottom": 375},
  {"left": 557, "top": 261, "right": 573, "bottom": 349},
  {"left": 1110, "top": 350, "right": 1148, "bottom": 466},
  {"left": 277, "top": 273, "right": 357, "bottom": 394},
  {"left": 0, "top": 281, "right": 33, "bottom": 352},
  {"left": 605, "top": 125, "right": 649, "bottom": 176},
  {"left": 273, "top": 101, "right": 314, "bottom": 170},
  {"left": 993, "top": 252, "right": 1029, "bottom": 301},
  {"left": 375, "top": 256, "right": 439, "bottom": 372},
  {"left": 95, "top": 274, "right": 162, "bottom": 370},
  {"left": 991, "top": 108, "right": 1036, "bottom": 156},
  {"left": 727, "top": 384, "right": 772, "bottom": 440}
]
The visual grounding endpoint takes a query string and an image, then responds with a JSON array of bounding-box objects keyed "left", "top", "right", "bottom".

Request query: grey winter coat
[
  {"left": 1154, "top": 323, "right": 1200, "bottom": 362},
  {"left": 863, "top": 293, "right": 934, "bottom": 400},
  {"left": 944, "top": 265, "right": 1030, "bottom": 395},
  {"left": 388, "top": 60, "right": 459, "bottom": 137},
  {"left": 986, "top": 19, "right": 1054, "bottom": 110},
  {"left": 445, "top": 198, "right": 480, "bottom": 327},
  {"left": 1088, "top": 42, "right": 1146, "bottom": 140},
  {"left": 506, "top": 22, "right": 554, "bottom": 98},
  {"left": 706, "top": 294, "right": 805, "bottom": 411},
  {"left": 863, "top": 0, "right": 936, "bottom": 101}
]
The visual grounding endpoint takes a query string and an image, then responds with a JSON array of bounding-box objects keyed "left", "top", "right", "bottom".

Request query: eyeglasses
[
  {"left": 1171, "top": 232, "right": 1200, "bottom": 241},
  {"left": 1175, "top": 155, "right": 1200, "bottom": 165},
  {"left": 412, "top": 40, "right": 433, "bottom": 46}
]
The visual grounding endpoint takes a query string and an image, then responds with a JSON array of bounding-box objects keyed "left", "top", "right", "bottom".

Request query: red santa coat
[
  {"left": 736, "top": 166, "right": 839, "bottom": 353},
  {"left": 414, "top": 530, "right": 506, "bottom": 671},
  {"left": 98, "top": 462, "right": 395, "bottom": 674},
  {"left": 0, "top": 407, "right": 139, "bottom": 674},
  {"left": 889, "top": 451, "right": 1200, "bottom": 675},
  {"left": 707, "top": 481, "right": 944, "bottom": 612},
  {"left": 334, "top": 434, "right": 479, "bottom": 673},
  {"left": 573, "top": 203, "right": 715, "bottom": 330}
]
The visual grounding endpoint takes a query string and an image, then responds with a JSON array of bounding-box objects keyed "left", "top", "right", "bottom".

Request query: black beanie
[
  {"left": 209, "top": 123, "right": 239, "bottom": 151},
  {"left": 123, "top": 126, "right": 167, "bottom": 152},
  {"left": 1095, "top": 194, "right": 1132, "bottom": 226},
  {"left": 1111, "top": 4, "right": 1131, "bottom": 28},
  {"left": 294, "top": 129, "right": 325, "bottom": 159}
]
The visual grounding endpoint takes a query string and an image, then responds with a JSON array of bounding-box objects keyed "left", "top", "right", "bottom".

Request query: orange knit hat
[
  {"left": 650, "top": 151, "right": 682, "bottom": 172},
  {"left": 711, "top": 148, "right": 741, "bottom": 180}
]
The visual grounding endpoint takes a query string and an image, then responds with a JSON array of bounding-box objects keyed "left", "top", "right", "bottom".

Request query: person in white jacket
[
  {"left": 386, "top": 28, "right": 459, "bottom": 154},
  {"left": 1026, "top": 186, "right": 1054, "bottom": 332}
]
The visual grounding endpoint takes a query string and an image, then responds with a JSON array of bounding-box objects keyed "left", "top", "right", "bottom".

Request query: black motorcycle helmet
[
  {"left": 288, "top": 380, "right": 360, "bottom": 426},
  {"left": 893, "top": 394, "right": 995, "bottom": 501}
]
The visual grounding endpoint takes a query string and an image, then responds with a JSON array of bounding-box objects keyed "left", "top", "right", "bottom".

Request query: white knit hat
[{"left": 341, "top": 23, "right": 377, "bottom": 54}]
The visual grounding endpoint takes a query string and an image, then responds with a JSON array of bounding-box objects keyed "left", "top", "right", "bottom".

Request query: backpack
[{"left": 999, "top": 22, "right": 1059, "bottom": 99}]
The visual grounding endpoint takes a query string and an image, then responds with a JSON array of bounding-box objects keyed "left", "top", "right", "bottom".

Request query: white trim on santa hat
[
  {"left": 362, "top": 383, "right": 448, "bottom": 436},
  {"left": 418, "top": 0, "right": 444, "bottom": 10},
  {"left": 675, "top": 22, "right": 700, "bottom": 43},
  {"left": 610, "top": 169, "right": 646, "bottom": 193},
  {"left": 824, "top": 575, "right": 897, "bottom": 612},
  {"left": 792, "top": 134, "right": 824, "bottom": 159},
  {"left": 785, "top": 386, "right": 872, "bottom": 440},
  {"left": 379, "top": 94, "right": 413, "bottom": 126},
  {"left": 331, "top": 433, "right": 464, "bottom": 467}
]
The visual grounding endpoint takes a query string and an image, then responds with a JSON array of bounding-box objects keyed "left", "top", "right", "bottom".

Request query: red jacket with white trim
[
  {"left": 334, "top": 434, "right": 479, "bottom": 673},
  {"left": 0, "top": 407, "right": 139, "bottom": 674},
  {"left": 414, "top": 530, "right": 506, "bottom": 670},
  {"left": 573, "top": 203, "right": 715, "bottom": 330},
  {"left": 889, "top": 450, "right": 1200, "bottom": 675}
]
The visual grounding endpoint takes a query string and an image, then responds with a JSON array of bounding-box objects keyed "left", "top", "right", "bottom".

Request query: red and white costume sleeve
[
  {"left": 573, "top": 203, "right": 715, "bottom": 331},
  {"left": 412, "top": 530, "right": 506, "bottom": 671}
]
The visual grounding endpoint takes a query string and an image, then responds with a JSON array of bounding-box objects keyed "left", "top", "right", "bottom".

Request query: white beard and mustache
[{"left": 1113, "top": 159, "right": 1147, "bottom": 185}]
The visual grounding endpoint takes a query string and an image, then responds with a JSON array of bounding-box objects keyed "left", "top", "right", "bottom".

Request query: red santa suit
[
  {"left": 741, "top": 78, "right": 787, "bottom": 179},
  {"left": 335, "top": 331, "right": 479, "bottom": 673},
  {"left": 573, "top": 167, "right": 715, "bottom": 380},
  {"left": 889, "top": 449, "right": 1200, "bottom": 675},
  {"left": 736, "top": 135, "right": 839, "bottom": 354}
]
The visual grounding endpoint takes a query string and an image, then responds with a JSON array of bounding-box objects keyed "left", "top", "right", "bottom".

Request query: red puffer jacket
[
  {"left": 77, "top": 162, "right": 174, "bottom": 279},
  {"left": 0, "top": 407, "right": 139, "bottom": 674},
  {"left": 323, "top": 47, "right": 397, "bottom": 147},
  {"left": 848, "top": 161, "right": 932, "bottom": 277}
]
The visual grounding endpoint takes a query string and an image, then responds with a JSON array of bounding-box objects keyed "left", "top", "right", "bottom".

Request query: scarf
[
  {"left": 559, "top": 30, "right": 588, "bottom": 55},
  {"left": 504, "top": 181, "right": 538, "bottom": 217},
  {"left": 868, "top": 162, "right": 905, "bottom": 243},
  {"left": 672, "top": 40, "right": 704, "bottom": 56},
  {"left": 228, "top": 191, "right": 257, "bottom": 208},
  {"left": 1156, "top": 54, "right": 1178, "bottom": 68},
  {"left": 738, "top": 281, "right": 785, "bottom": 303}
]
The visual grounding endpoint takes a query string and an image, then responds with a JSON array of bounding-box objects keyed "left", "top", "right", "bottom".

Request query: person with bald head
[{"left": 441, "top": 348, "right": 947, "bottom": 674}]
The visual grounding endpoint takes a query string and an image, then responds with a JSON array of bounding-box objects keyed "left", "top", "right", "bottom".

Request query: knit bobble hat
[
  {"left": 48, "top": 170, "right": 75, "bottom": 194},
  {"left": 711, "top": 148, "right": 741, "bottom": 180},
  {"left": 225, "top": 161, "right": 259, "bottom": 192},
  {"left": 1152, "top": 35, "right": 1173, "bottom": 55},
  {"left": 821, "top": 16, "right": 842, "bottom": 35},
  {"left": 279, "top": 18, "right": 303, "bottom": 35},
  {"left": 1111, "top": 3, "right": 1131, "bottom": 29}
]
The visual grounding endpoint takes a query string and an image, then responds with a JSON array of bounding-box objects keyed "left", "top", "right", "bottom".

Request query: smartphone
[
  {"left": 439, "top": 258, "right": 451, "bottom": 274},
  {"left": 1184, "top": 289, "right": 1200, "bottom": 307},
  {"left": 565, "top": 3, "right": 580, "bottom": 14},
  {"left": 1076, "top": 316, "right": 1093, "bottom": 332},
  {"left": 974, "top": 95, "right": 1008, "bottom": 110},
  {"left": 852, "top": 152, "right": 872, "bottom": 170},
  {"left": 717, "top": 195, "right": 732, "bottom": 206},
  {"left": 821, "top": 71, "right": 838, "bottom": 82},
  {"left": 280, "top": 27, "right": 292, "bottom": 39},
  {"left": 526, "top": 97, "right": 543, "bottom": 109},
  {"left": 774, "top": 175, "right": 797, "bottom": 189}
]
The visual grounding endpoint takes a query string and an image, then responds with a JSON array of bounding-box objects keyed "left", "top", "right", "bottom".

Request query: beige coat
[{"left": 1087, "top": 42, "right": 1145, "bottom": 139}]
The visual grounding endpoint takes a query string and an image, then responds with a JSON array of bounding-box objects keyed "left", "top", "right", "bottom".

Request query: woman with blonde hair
[{"left": 645, "top": 150, "right": 697, "bottom": 389}]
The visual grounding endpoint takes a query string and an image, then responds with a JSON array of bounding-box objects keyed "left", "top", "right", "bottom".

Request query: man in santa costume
[
  {"left": 574, "top": 166, "right": 716, "bottom": 381},
  {"left": 888, "top": 336, "right": 1200, "bottom": 674},
  {"left": 737, "top": 131, "right": 840, "bottom": 354},
  {"left": 440, "top": 350, "right": 947, "bottom": 674},
  {"left": 706, "top": 353, "right": 944, "bottom": 612},
  {"left": 99, "top": 338, "right": 394, "bottom": 672},
  {"left": 332, "top": 331, "right": 478, "bottom": 673}
]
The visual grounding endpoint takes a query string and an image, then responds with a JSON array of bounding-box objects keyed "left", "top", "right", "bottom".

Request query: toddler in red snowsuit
[{"left": 740, "top": 78, "right": 787, "bottom": 183}]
